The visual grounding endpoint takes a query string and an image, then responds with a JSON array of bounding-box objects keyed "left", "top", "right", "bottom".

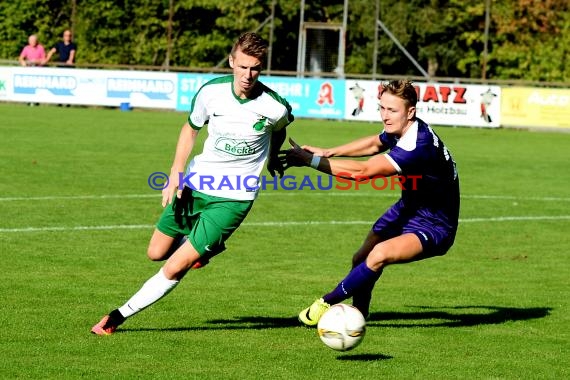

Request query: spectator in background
[
  {"left": 44, "top": 30, "right": 76, "bottom": 66},
  {"left": 19, "top": 34, "right": 46, "bottom": 66}
]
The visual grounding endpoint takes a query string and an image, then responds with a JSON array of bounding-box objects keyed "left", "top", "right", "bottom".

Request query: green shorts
[{"left": 156, "top": 188, "right": 253, "bottom": 256}]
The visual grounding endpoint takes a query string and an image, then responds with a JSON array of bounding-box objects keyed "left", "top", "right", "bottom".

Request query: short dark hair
[
  {"left": 379, "top": 79, "right": 418, "bottom": 108},
  {"left": 231, "top": 32, "right": 268, "bottom": 64}
]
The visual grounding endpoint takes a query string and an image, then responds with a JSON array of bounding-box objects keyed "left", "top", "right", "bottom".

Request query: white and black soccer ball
[{"left": 317, "top": 304, "right": 366, "bottom": 351}]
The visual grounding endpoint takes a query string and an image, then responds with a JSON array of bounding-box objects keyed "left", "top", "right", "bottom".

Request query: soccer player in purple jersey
[{"left": 281, "top": 79, "right": 460, "bottom": 325}]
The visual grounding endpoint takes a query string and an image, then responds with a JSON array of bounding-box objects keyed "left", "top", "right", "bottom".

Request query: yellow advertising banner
[{"left": 501, "top": 87, "right": 570, "bottom": 129}]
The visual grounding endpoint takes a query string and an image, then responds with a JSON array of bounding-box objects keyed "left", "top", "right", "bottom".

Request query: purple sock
[
  {"left": 352, "top": 268, "right": 383, "bottom": 316},
  {"left": 323, "top": 262, "right": 380, "bottom": 305}
]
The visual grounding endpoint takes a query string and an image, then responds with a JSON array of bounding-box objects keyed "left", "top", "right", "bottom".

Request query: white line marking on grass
[
  {"left": 262, "top": 193, "right": 570, "bottom": 202},
  {"left": 0, "top": 193, "right": 569, "bottom": 202},
  {"left": 0, "top": 224, "right": 155, "bottom": 233},
  {"left": 1, "top": 215, "right": 568, "bottom": 233},
  {"left": 0, "top": 194, "right": 159, "bottom": 202},
  {"left": 459, "top": 215, "right": 570, "bottom": 223},
  {"left": 460, "top": 194, "right": 570, "bottom": 202},
  {"left": 247, "top": 216, "right": 570, "bottom": 225}
]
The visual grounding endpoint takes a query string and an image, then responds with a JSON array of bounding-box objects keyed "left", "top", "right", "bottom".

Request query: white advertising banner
[
  {"left": 0, "top": 66, "right": 507, "bottom": 128},
  {"left": 344, "top": 80, "right": 501, "bottom": 128},
  {"left": 0, "top": 66, "right": 177, "bottom": 109}
]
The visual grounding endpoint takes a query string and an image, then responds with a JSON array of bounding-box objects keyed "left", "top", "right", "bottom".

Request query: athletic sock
[
  {"left": 351, "top": 268, "right": 383, "bottom": 317},
  {"left": 323, "top": 262, "right": 380, "bottom": 305},
  {"left": 105, "top": 309, "right": 126, "bottom": 328},
  {"left": 117, "top": 268, "right": 179, "bottom": 319}
]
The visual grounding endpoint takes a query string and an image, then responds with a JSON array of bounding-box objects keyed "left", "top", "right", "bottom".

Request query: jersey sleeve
[
  {"left": 187, "top": 88, "right": 208, "bottom": 130},
  {"left": 378, "top": 130, "right": 393, "bottom": 147},
  {"left": 381, "top": 124, "right": 430, "bottom": 174},
  {"left": 386, "top": 142, "right": 431, "bottom": 175},
  {"left": 273, "top": 99, "right": 294, "bottom": 132},
  {"left": 261, "top": 84, "right": 294, "bottom": 132}
]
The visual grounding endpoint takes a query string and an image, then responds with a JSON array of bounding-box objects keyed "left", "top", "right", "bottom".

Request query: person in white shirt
[{"left": 91, "top": 32, "right": 294, "bottom": 335}]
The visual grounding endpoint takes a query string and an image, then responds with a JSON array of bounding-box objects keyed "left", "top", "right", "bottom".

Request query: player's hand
[
  {"left": 161, "top": 172, "right": 182, "bottom": 207},
  {"left": 279, "top": 138, "right": 314, "bottom": 169},
  {"left": 267, "top": 153, "right": 285, "bottom": 178}
]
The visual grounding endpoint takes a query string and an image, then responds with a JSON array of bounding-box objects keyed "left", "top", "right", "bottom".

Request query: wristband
[{"left": 310, "top": 155, "right": 321, "bottom": 169}]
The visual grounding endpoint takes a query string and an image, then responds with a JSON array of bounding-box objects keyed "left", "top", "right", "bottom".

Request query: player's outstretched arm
[
  {"left": 303, "top": 134, "right": 385, "bottom": 158},
  {"left": 283, "top": 138, "right": 397, "bottom": 179},
  {"left": 162, "top": 123, "right": 199, "bottom": 207}
]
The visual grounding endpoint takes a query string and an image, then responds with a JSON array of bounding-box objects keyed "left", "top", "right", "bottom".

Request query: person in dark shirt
[
  {"left": 282, "top": 79, "right": 460, "bottom": 325},
  {"left": 44, "top": 30, "right": 76, "bottom": 66}
]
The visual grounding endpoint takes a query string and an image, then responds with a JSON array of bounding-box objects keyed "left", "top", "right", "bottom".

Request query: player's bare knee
[
  {"left": 366, "top": 259, "right": 386, "bottom": 272},
  {"left": 366, "top": 249, "right": 389, "bottom": 271},
  {"left": 162, "top": 261, "right": 191, "bottom": 281},
  {"left": 147, "top": 245, "right": 165, "bottom": 261}
]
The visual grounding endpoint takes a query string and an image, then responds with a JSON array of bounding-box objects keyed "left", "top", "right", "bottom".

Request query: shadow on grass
[
  {"left": 367, "top": 305, "right": 552, "bottom": 328},
  {"left": 120, "top": 316, "right": 299, "bottom": 333},
  {"left": 336, "top": 353, "right": 393, "bottom": 361},
  {"left": 119, "top": 305, "right": 551, "bottom": 333}
]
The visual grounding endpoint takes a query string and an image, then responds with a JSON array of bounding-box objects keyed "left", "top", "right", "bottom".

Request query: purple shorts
[{"left": 372, "top": 200, "right": 458, "bottom": 258}]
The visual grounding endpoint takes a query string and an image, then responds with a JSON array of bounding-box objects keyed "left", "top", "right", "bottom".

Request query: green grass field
[{"left": 1, "top": 102, "right": 569, "bottom": 379}]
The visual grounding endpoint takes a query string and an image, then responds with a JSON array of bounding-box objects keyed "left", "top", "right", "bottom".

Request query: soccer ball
[{"left": 317, "top": 304, "right": 366, "bottom": 351}]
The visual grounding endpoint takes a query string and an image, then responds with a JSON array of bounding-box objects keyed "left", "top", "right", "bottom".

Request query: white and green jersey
[{"left": 185, "top": 75, "right": 293, "bottom": 200}]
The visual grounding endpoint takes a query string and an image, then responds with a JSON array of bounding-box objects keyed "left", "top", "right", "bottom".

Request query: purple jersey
[{"left": 379, "top": 118, "right": 460, "bottom": 228}]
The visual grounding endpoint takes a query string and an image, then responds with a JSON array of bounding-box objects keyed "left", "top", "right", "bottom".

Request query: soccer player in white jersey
[
  {"left": 282, "top": 79, "right": 459, "bottom": 326},
  {"left": 91, "top": 32, "right": 294, "bottom": 335}
]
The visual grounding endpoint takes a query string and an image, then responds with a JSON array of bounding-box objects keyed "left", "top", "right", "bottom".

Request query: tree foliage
[
  {"left": 490, "top": 0, "right": 569, "bottom": 81},
  {"left": 0, "top": 0, "right": 567, "bottom": 82}
]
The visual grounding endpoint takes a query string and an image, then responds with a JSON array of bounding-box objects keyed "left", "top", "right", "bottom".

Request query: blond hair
[
  {"left": 379, "top": 79, "right": 418, "bottom": 108},
  {"left": 231, "top": 32, "right": 268, "bottom": 64}
]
